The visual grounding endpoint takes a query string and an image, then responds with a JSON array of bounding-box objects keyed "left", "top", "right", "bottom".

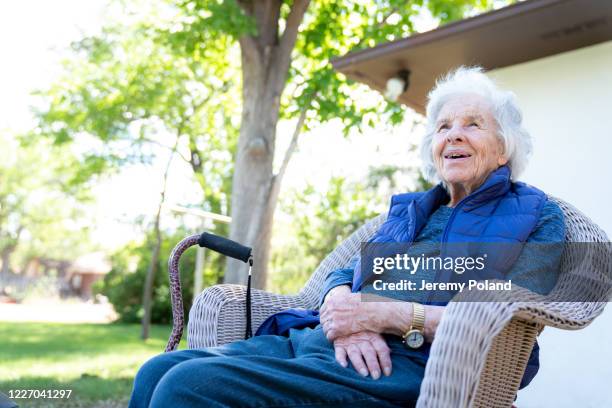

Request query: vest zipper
[{"left": 425, "top": 185, "right": 495, "bottom": 303}]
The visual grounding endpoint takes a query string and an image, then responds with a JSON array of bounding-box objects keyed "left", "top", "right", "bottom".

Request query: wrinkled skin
[
  {"left": 333, "top": 331, "right": 392, "bottom": 380},
  {"left": 432, "top": 93, "right": 508, "bottom": 206},
  {"left": 321, "top": 286, "right": 443, "bottom": 378}
]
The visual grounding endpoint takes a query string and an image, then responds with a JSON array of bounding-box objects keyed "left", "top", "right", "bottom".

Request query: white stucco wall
[
  {"left": 489, "top": 40, "right": 612, "bottom": 237},
  {"left": 489, "top": 40, "right": 612, "bottom": 408}
]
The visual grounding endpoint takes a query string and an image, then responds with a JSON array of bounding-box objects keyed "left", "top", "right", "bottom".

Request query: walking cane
[{"left": 165, "top": 232, "right": 253, "bottom": 352}]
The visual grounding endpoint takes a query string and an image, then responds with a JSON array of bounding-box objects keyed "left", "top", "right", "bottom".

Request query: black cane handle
[{"left": 198, "top": 232, "right": 252, "bottom": 263}]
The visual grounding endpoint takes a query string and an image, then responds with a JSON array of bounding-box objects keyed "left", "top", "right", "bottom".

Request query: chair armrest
[
  {"left": 187, "top": 284, "right": 312, "bottom": 349},
  {"left": 417, "top": 295, "right": 609, "bottom": 408},
  {"left": 512, "top": 301, "right": 607, "bottom": 330},
  {"left": 417, "top": 301, "right": 540, "bottom": 408}
]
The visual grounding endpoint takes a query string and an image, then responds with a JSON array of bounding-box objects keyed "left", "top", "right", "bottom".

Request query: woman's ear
[{"left": 497, "top": 139, "right": 508, "bottom": 166}]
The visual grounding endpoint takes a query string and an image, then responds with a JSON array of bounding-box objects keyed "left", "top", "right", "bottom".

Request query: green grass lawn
[{"left": 0, "top": 322, "right": 184, "bottom": 407}]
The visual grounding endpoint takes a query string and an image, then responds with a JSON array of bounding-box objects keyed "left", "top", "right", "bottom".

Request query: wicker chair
[{"left": 181, "top": 197, "right": 611, "bottom": 408}]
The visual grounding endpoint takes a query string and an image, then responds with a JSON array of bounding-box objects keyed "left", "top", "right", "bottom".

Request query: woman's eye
[
  {"left": 468, "top": 122, "right": 479, "bottom": 128},
  {"left": 437, "top": 124, "right": 449, "bottom": 132}
]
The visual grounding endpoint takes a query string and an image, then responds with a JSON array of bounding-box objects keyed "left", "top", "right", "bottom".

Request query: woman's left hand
[
  {"left": 321, "top": 292, "right": 446, "bottom": 343},
  {"left": 320, "top": 291, "right": 392, "bottom": 341}
]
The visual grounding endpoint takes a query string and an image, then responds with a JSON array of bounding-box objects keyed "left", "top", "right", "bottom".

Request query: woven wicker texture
[
  {"left": 180, "top": 197, "right": 610, "bottom": 407},
  {"left": 186, "top": 213, "right": 387, "bottom": 348}
]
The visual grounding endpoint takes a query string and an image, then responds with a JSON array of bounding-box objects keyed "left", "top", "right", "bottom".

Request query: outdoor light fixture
[{"left": 384, "top": 69, "right": 410, "bottom": 101}]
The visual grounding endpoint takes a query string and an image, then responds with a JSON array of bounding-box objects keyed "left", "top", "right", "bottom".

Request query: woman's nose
[{"left": 445, "top": 126, "right": 464, "bottom": 143}]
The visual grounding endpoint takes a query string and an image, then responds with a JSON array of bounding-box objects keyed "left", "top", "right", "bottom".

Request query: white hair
[{"left": 420, "top": 66, "right": 532, "bottom": 183}]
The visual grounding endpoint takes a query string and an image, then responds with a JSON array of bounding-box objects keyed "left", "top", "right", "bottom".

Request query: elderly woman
[{"left": 129, "top": 66, "right": 564, "bottom": 407}]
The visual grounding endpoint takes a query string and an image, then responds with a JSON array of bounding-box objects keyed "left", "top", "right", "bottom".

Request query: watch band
[
  {"left": 403, "top": 302, "right": 425, "bottom": 338},
  {"left": 411, "top": 302, "right": 425, "bottom": 332}
]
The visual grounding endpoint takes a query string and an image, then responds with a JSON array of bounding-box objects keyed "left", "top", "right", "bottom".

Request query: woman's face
[{"left": 431, "top": 93, "right": 508, "bottom": 192}]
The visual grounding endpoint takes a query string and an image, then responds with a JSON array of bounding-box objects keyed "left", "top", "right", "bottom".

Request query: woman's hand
[
  {"left": 321, "top": 289, "right": 407, "bottom": 340},
  {"left": 320, "top": 287, "right": 379, "bottom": 340},
  {"left": 333, "top": 331, "right": 392, "bottom": 380},
  {"left": 321, "top": 287, "right": 446, "bottom": 343}
]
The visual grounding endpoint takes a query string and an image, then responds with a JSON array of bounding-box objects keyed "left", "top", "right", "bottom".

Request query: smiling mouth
[{"left": 444, "top": 152, "right": 472, "bottom": 159}]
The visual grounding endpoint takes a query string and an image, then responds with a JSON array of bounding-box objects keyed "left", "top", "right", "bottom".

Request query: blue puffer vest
[{"left": 353, "top": 165, "right": 547, "bottom": 291}]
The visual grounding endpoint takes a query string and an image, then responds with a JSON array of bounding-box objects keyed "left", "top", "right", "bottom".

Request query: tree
[
  {"left": 158, "top": 0, "right": 498, "bottom": 287},
  {"left": 37, "top": 0, "right": 501, "bottom": 289}
]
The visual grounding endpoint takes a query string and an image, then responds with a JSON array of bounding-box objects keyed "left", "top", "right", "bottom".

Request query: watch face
[{"left": 404, "top": 330, "right": 425, "bottom": 349}]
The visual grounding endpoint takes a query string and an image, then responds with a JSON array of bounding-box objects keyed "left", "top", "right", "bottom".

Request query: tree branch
[
  {"left": 267, "top": 0, "right": 310, "bottom": 98},
  {"left": 378, "top": 6, "right": 399, "bottom": 28},
  {"left": 279, "top": 0, "right": 310, "bottom": 59},
  {"left": 257, "top": 0, "right": 282, "bottom": 46},
  {"left": 235, "top": 0, "right": 260, "bottom": 62},
  {"left": 181, "top": 91, "right": 217, "bottom": 173},
  {"left": 270, "top": 90, "right": 317, "bottom": 200},
  {"left": 133, "top": 136, "right": 189, "bottom": 161}
]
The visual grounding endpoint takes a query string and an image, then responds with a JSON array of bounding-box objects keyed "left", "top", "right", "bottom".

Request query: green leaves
[
  {"left": 173, "top": 0, "right": 256, "bottom": 42},
  {"left": 35, "top": 0, "right": 501, "bottom": 194},
  {"left": 35, "top": 3, "right": 242, "bottom": 217},
  {"left": 0, "top": 133, "right": 93, "bottom": 264}
]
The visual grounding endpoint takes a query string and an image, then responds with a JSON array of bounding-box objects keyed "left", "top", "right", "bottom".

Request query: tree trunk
[
  {"left": 140, "top": 207, "right": 162, "bottom": 340},
  {"left": 225, "top": 0, "right": 310, "bottom": 289},
  {"left": 225, "top": 70, "right": 279, "bottom": 288},
  {"left": 1, "top": 246, "right": 14, "bottom": 276},
  {"left": 141, "top": 139, "right": 179, "bottom": 340},
  {"left": 0, "top": 229, "right": 21, "bottom": 276}
]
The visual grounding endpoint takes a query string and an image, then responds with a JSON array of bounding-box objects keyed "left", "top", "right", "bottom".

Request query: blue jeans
[{"left": 129, "top": 326, "right": 425, "bottom": 407}]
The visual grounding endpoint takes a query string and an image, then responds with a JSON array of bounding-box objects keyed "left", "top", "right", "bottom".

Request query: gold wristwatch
[{"left": 402, "top": 302, "right": 425, "bottom": 349}]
